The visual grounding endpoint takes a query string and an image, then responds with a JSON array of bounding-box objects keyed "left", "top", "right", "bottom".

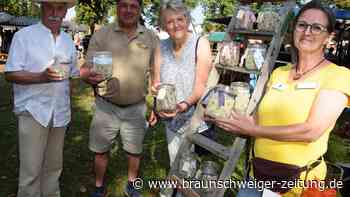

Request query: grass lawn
[{"left": 0, "top": 73, "right": 349, "bottom": 196}]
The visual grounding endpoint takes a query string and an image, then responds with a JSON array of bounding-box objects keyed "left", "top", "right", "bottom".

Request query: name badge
[
  {"left": 272, "top": 82, "right": 287, "bottom": 91},
  {"left": 295, "top": 82, "right": 318, "bottom": 89}
]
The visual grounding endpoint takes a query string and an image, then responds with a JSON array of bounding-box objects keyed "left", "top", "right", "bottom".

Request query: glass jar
[
  {"left": 197, "top": 161, "right": 220, "bottom": 193},
  {"left": 51, "top": 56, "right": 70, "bottom": 80},
  {"left": 230, "top": 82, "right": 251, "bottom": 114},
  {"left": 257, "top": 3, "right": 280, "bottom": 32},
  {"left": 156, "top": 84, "right": 177, "bottom": 113},
  {"left": 178, "top": 152, "right": 197, "bottom": 179},
  {"left": 235, "top": 5, "right": 256, "bottom": 30},
  {"left": 219, "top": 41, "right": 240, "bottom": 67},
  {"left": 93, "top": 51, "right": 113, "bottom": 79},
  {"left": 244, "top": 43, "right": 267, "bottom": 70},
  {"left": 205, "top": 85, "right": 235, "bottom": 119}
]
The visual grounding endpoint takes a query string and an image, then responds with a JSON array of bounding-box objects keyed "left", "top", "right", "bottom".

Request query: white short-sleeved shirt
[{"left": 5, "top": 23, "right": 79, "bottom": 127}]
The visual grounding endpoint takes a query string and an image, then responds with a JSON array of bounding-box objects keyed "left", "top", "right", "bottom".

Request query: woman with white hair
[{"left": 149, "top": 0, "right": 213, "bottom": 166}]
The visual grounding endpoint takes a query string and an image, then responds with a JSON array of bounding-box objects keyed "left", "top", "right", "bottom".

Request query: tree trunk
[{"left": 89, "top": 23, "right": 95, "bottom": 35}]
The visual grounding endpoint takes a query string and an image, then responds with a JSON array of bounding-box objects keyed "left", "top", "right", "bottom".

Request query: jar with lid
[
  {"left": 156, "top": 83, "right": 177, "bottom": 113},
  {"left": 231, "top": 82, "right": 251, "bottom": 114},
  {"left": 234, "top": 5, "right": 256, "bottom": 30},
  {"left": 244, "top": 43, "right": 267, "bottom": 70},
  {"left": 204, "top": 85, "right": 235, "bottom": 119},
  {"left": 219, "top": 41, "right": 240, "bottom": 67},
  {"left": 257, "top": 3, "right": 280, "bottom": 32},
  {"left": 197, "top": 161, "right": 220, "bottom": 193},
  {"left": 178, "top": 152, "right": 197, "bottom": 179},
  {"left": 93, "top": 51, "right": 113, "bottom": 79}
]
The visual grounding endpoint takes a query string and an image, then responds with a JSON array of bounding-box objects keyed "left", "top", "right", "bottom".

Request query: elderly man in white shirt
[{"left": 4, "top": 0, "right": 78, "bottom": 196}]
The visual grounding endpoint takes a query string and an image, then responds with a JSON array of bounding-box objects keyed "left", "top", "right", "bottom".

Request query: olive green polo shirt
[{"left": 87, "top": 22, "right": 158, "bottom": 105}]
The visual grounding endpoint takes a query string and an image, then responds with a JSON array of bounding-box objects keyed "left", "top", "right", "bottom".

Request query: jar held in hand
[
  {"left": 93, "top": 51, "right": 113, "bottom": 79},
  {"left": 231, "top": 82, "right": 251, "bottom": 115},
  {"left": 155, "top": 83, "right": 177, "bottom": 113},
  {"left": 51, "top": 57, "right": 71, "bottom": 80}
]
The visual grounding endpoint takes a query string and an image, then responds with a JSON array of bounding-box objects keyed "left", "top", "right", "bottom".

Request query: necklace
[{"left": 293, "top": 58, "right": 326, "bottom": 80}]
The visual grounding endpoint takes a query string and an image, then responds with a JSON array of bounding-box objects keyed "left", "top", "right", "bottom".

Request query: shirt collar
[
  {"left": 113, "top": 21, "right": 145, "bottom": 35},
  {"left": 38, "top": 22, "right": 62, "bottom": 35}
]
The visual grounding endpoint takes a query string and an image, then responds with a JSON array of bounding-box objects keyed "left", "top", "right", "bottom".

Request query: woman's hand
[
  {"left": 176, "top": 101, "right": 191, "bottom": 113},
  {"left": 204, "top": 111, "right": 256, "bottom": 136},
  {"left": 157, "top": 110, "right": 178, "bottom": 119},
  {"left": 151, "top": 82, "right": 161, "bottom": 97}
]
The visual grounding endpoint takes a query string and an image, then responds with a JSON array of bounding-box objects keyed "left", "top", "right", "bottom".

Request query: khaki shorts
[{"left": 89, "top": 97, "right": 147, "bottom": 154}]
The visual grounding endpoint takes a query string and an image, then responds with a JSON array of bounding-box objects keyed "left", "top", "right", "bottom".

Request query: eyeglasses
[{"left": 295, "top": 21, "right": 328, "bottom": 35}]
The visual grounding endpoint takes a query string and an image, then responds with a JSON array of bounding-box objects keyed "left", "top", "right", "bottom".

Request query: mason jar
[
  {"left": 156, "top": 83, "right": 177, "bottom": 113},
  {"left": 198, "top": 161, "right": 220, "bottom": 193},
  {"left": 244, "top": 43, "right": 267, "bottom": 70},
  {"left": 219, "top": 41, "right": 240, "bottom": 67},
  {"left": 51, "top": 57, "right": 70, "bottom": 80},
  {"left": 231, "top": 82, "right": 251, "bottom": 114},
  {"left": 235, "top": 5, "right": 256, "bottom": 30},
  {"left": 205, "top": 85, "right": 235, "bottom": 119},
  {"left": 93, "top": 51, "right": 113, "bottom": 79},
  {"left": 257, "top": 3, "right": 280, "bottom": 32},
  {"left": 178, "top": 152, "right": 197, "bottom": 179}
]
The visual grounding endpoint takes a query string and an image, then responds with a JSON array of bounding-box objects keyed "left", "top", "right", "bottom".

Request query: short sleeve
[
  {"left": 322, "top": 66, "right": 350, "bottom": 107},
  {"left": 5, "top": 33, "right": 26, "bottom": 72}
]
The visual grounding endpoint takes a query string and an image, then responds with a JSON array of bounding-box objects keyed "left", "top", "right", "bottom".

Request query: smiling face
[
  {"left": 117, "top": 0, "right": 141, "bottom": 28},
  {"left": 161, "top": 9, "right": 189, "bottom": 41},
  {"left": 41, "top": 2, "right": 68, "bottom": 34},
  {"left": 293, "top": 9, "right": 331, "bottom": 54}
]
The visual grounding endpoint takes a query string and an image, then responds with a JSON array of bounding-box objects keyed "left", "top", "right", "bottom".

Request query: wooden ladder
[{"left": 166, "top": 1, "right": 296, "bottom": 196}]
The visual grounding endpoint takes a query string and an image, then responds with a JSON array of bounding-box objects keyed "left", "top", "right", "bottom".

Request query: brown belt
[{"left": 97, "top": 96, "right": 144, "bottom": 108}]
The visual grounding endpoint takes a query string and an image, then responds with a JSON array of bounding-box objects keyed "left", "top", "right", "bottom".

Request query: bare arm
[
  {"left": 5, "top": 68, "right": 62, "bottom": 85},
  {"left": 211, "top": 90, "right": 348, "bottom": 142},
  {"left": 185, "top": 36, "right": 213, "bottom": 106},
  {"left": 151, "top": 42, "right": 161, "bottom": 95}
]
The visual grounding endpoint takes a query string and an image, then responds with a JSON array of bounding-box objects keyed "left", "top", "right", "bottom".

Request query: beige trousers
[{"left": 17, "top": 112, "right": 66, "bottom": 197}]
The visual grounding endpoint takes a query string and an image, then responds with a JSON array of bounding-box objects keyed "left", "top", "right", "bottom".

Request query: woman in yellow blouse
[{"left": 207, "top": 2, "right": 350, "bottom": 196}]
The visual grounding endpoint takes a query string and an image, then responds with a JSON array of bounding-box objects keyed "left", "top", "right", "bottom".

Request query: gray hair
[{"left": 159, "top": 0, "right": 191, "bottom": 29}]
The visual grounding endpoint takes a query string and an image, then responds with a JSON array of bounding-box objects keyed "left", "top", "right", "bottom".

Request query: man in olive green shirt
[{"left": 81, "top": 0, "right": 158, "bottom": 196}]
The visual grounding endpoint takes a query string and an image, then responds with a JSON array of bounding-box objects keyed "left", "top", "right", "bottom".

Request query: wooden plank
[
  {"left": 212, "top": 137, "right": 247, "bottom": 197},
  {"left": 246, "top": 1, "right": 295, "bottom": 114},
  {"left": 188, "top": 133, "right": 232, "bottom": 160},
  {"left": 229, "top": 29, "right": 275, "bottom": 37},
  {"left": 215, "top": 64, "right": 260, "bottom": 75}
]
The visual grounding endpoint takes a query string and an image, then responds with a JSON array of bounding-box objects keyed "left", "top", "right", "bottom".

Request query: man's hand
[
  {"left": 80, "top": 63, "right": 105, "bottom": 85},
  {"left": 148, "top": 110, "right": 158, "bottom": 127},
  {"left": 44, "top": 67, "right": 64, "bottom": 81}
]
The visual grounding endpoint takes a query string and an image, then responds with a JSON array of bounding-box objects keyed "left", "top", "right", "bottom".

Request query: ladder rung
[{"left": 188, "top": 133, "right": 232, "bottom": 160}]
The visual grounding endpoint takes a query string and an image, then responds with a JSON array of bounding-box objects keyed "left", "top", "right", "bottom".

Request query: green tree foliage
[
  {"left": 201, "top": 0, "right": 236, "bottom": 32},
  {"left": 0, "top": 0, "right": 39, "bottom": 16},
  {"left": 143, "top": 0, "right": 198, "bottom": 27},
  {"left": 75, "top": 0, "right": 115, "bottom": 34}
]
